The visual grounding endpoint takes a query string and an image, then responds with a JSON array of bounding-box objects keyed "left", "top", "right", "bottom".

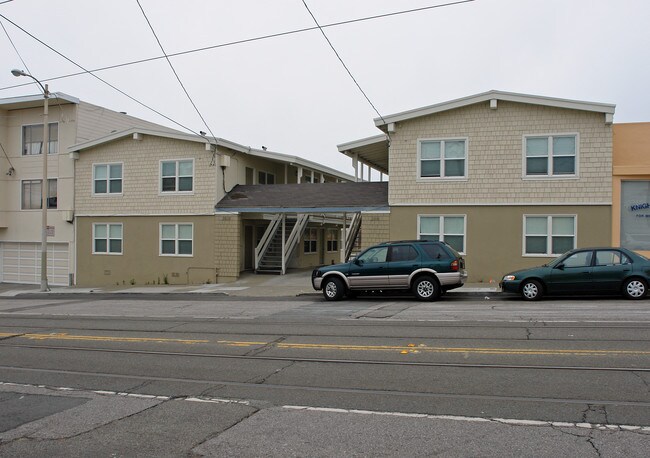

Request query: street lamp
[{"left": 11, "top": 69, "right": 50, "bottom": 292}]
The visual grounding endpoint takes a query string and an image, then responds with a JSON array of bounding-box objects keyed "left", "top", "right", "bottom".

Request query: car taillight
[{"left": 450, "top": 260, "right": 459, "bottom": 271}]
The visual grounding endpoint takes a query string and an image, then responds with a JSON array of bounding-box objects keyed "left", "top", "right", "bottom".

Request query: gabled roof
[
  {"left": 0, "top": 92, "right": 79, "bottom": 110},
  {"left": 374, "top": 90, "right": 616, "bottom": 128},
  {"left": 216, "top": 182, "right": 389, "bottom": 213},
  {"left": 69, "top": 128, "right": 354, "bottom": 181}
]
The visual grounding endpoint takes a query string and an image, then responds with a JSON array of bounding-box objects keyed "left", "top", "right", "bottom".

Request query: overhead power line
[{"left": 0, "top": 1, "right": 475, "bottom": 92}]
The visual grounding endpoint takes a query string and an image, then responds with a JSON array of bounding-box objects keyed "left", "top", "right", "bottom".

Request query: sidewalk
[{"left": 0, "top": 269, "right": 500, "bottom": 298}]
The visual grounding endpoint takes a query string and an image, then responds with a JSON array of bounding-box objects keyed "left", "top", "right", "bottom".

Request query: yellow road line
[{"left": 18, "top": 333, "right": 208, "bottom": 345}]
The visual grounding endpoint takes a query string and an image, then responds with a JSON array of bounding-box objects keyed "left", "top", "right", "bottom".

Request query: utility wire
[
  {"left": 0, "top": 1, "right": 475, "bottom": 92},
  {"left": 302, "top": 0, "right": 386, "bottom": 125},
  {"left": 1, "top": 17, "right": 32, "bottom": 80},
  {"left": 135, "top": 0, "right": 217, "bottom": 142}
]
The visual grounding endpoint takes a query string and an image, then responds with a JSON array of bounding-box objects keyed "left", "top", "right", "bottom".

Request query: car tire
[
  {"left": 323, "top": 277, "right": 345, "bottom": 301},
  {"left": 622, "top": 278, "right": 648, "bottom": 300},
  {"left": 520, "top": 279, "right": 543, "bottom": 301},
  {"left": 412, "top": 276, "right": 440, "bottom": 301}
]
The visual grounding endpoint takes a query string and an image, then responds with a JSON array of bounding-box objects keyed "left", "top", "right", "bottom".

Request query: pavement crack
[
  {"left": 245, "top": 361, "right": 296, "bottom": 384},
  {"left": 632, "top": 371, "right": 650, "bottom": 393},
  {"left": 586, "top": 430, "right": 603, "bottom": 458},
  {"left": 189, "top": 405, "right": 260, "bottom": 457},
  {"left": 244, "top": 336, "right": 286, "bottom": 357},
  {"left": 525, "top": 328, "right": 532, "bottom": 340},
  {"left": 0, "top": 333, "right": 25, "bottom": 341}
]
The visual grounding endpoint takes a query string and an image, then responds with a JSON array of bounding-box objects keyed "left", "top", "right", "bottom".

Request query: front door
[
  {"left": 348, "top": 246, "right": 389, "bottom": 288},
  {"left": 548, "top": 250, "right": 594, "bottom": 294}
]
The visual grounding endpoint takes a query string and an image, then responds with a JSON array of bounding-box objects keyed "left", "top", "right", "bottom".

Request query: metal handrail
[
  {"left": 254, "top": 214, "right": 282, "bottom": 270},
  {"left": 282, "top": 213, "right": 309, "bottom": 274}
]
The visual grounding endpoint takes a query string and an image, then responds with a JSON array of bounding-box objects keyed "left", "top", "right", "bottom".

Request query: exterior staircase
[{"left": 255, "top": 214, "right": 309, "bottom": 274}]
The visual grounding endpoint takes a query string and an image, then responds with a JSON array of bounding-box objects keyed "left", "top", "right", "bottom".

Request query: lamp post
[{"left": 11, "top": 69, "right": 50, "bottom": 292}]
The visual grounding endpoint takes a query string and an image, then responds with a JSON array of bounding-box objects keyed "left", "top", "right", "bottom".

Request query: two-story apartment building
[
  {"left": 0, "top": 93, "right": 181, "bottom": 286},
  {"left": 338, "top": 91, "right": 616, "bottom": 283},
  {"left": 70, "top": 128, "right": 354, "bottom": 286}
]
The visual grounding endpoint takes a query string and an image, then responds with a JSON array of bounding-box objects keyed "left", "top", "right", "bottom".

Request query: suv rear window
[{"left": 421, "top": 243, "right": 451, "bottom": 260}]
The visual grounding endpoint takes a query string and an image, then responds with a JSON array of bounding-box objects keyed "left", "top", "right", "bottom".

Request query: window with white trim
[
  {"left": 418, "top": 139, "right": 466, "bottom": 179},
  {"left": 418, "top": 215, "right": 466, "bottom": 253},
  {"left": 161, "top": 159, "right": 193, "bottom": 193},
  {"left": 94, "top": 163, "right": 123, "bottom": 194},
  {"left": 93, "top": 223, "right": 123, "bottom": 254},
  {"left": 22, "top": 123, "right": 58, "bottom": 155},
  {"left": 326, "top": 229, "right": 339, "bottom": 252},
  {"left": 258, "top": 171, "right": 275, "bottom": 184},
  {"left": 21, "top": 179, "right": 57, "bottom": 209},
  {"left": 524, "top": 215, "right": 575, "bottom": 255},
  {"left": 304, "top": 228, "right": 317, "bottom": 254},
  {"left": 525, "top": 135, "right": 576, "bottom": 177},
  {"left": 160, "top": 223, "right": 193, "bottom": 256}
]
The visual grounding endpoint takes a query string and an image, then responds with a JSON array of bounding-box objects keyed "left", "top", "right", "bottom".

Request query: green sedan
[{"left": 500, "top": 247, "right": 650, "bottom": 300}]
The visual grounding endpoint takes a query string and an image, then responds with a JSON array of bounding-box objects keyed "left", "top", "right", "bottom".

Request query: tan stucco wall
[
  {"left": 612, "top": 123, "right": 650, "bottom": 257},
  {"left": 388, "top": 101, "right": 612, "bottom": 206},
  {"left": 76, "top": 215, "right": 216, "bottom": 286},
  {"left": 389, "top": 205, "right": 611, "bottom": 283}
]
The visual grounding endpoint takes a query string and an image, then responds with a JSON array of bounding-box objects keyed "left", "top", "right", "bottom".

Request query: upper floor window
[
  {"left": 525, "top": 135, "right": 577, "bottom": 177},
  {"left": 524, "top": 215, "right": 575, "bottom": 256},
  {"left": 21, "top": 179, "right": 57, "bottom": 209},
  {"left": 93, "top": 223, "right": 123, "bottom": 254},
  {"left": 94, "top": 163, "right": 123, "bottom": 194},
  {"left": 418, "top": 139, "right": 467, "bottom": 179},
  {"left": 418, "top": 215, "right": 466, "bottom": 254},
  {"left": 22, "top": 123, "right": 58, "bottom": 155},
  {"left": 160, "top": 223, "right": 193, "bottom": 256},
  {"left": 161, "top": 159, "right": 193, "bottom": 193},
  {"left": 258, "top": 171, "right": 275, "bottom": 184}
]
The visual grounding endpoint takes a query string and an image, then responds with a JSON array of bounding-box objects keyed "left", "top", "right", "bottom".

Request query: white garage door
[{"left": 0, "top": 242, "right": 69, "bottom": 286}]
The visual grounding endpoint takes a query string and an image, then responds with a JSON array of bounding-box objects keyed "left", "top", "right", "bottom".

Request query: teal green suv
[
  {"left": 500, "top": 247, "right": 650, "bottom": 300},
  {"left": 312, "top": 240, "right": 467, "bottom": 301}
]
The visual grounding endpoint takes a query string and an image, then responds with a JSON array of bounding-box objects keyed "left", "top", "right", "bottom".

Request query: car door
[
  {"left": 347, "top": 246, "right": 389, "bottom": 288},
  {"left": 388, "top": 244, "right": 421, "bottom": 287},
  {"left": 547, "top": 250, "right": 594, "bottom": 294},
  {"left": 590, "top": 249, "right": 632, "bottom": 293}
]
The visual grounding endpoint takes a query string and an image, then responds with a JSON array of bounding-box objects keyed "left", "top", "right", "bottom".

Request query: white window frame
[
  {"left": 21, "top": 178, "right": 57, "bottom": 210},
  {"left": 304, "top": 228, "right": 318, "bottom": 254},
  {"left": 522, "top": 133, "right": 579, "bottom": 179},
  {"left": 159, "top": 223, "right": 194, "bottom": 257},
  {"left": 93, "top": 162, "right": 124, "bottom": 196},
  {"left": 417, "top": 137, "right": 468, "bottom": 181},
  {"left": 93, "top": 223, "right": 123, "bottom": 255},
  {"left": 160, "top": 159, "right": 194, "bottom": 194},
  {"left": 417, "top": 214, "right": 467, "bottom": 254},
  {"left": 21, "top": 122, "right": 59, "bottom": 156},
  {"left": 326, "top": 228, "right": 339, "bottom": 253},
  {"left": 523, "top": 215, "right": 577, "bottom": 257}
]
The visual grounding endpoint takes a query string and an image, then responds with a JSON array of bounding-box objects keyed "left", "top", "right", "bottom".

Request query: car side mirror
[
  {"left": 354, "top": 258, "right": 362, "bottom": 266},
  {"left": 555, "top": 263, "right": 565, "bottom": 270}
]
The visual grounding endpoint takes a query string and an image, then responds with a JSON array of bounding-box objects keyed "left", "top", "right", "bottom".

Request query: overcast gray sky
[{"left": 2, "top": 0, "right": 649, "bottom": 176}]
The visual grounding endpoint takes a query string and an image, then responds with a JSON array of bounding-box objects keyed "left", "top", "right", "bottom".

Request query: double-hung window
[
  {"left": 326, "top": 229, "right": 339, "bottom": 252},
  {"left": 22, "top": 123, "right": 58, "bottom": 155},
  {"left": 161, "top": 159, "right": 193, "bottom": 193},
  {"left": 304, "top": 228, "right": 317, "bottom": 254},
  {"left": 21, "top": 179, "right": 57, "bottom": 209},
  {"left": 525, "top": 135, "right": 577, "bottom": 177},
  {"left": 94, "top": 163, "right": 123, "bottom": 194},
  {"left": 418, "top": 215, "right": 466, "bottom": 254},
  {"left": 93, "top": 223, "right": 123, "bottom": 254},
  {"left": 419, "top": 139, "right": 466, "bottom": 179},
  {"left": 524, "top": 215, "right": 575, "bottom": 255},
  {"left": 258, "top": 171, "right": 275, "bottom": 184},
  {"left": 160, "top": 223, "right": 193, "bottom": 256}
]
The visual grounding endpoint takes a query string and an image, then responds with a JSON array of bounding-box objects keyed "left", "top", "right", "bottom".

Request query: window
[
  {"left": 326, "top": 229, "right": 339, "bottom": 252},
  {"left": 160, "top": 224, "right": 193, "bottom": 256},
  {"left": 524, "top": 215, "right": 575, "bottom": 255},
  {"left": 595, "top": 250, "right": 630, "bottom": 266},
  {"left": 21, "top": 179, "right": 57, "bottom": 209},
  {"left": 419, "top": 139, "right": 466, "bottom": 179},
  {"left": 22, "top": 123, "right": 58, "bottom": 155},
  {"left": 161, "top": 160, "right": 193, "bottom": 193},
  {"left": 389, "top": 245, "right": 419, "bottom": 262},
  {"left": 418, "top": 215, "right": 466, "bottom": 253},
  {"left": 304, "top": 228, "right": 317, "bottom": 254},
  {"left": 357, "top": 246, "right": 388, "bottom": 263},
  {"left": 525, "top": 135, "right": 576, "bottom": 177},
  {"left": 562, "top": 251, "right": 592, "bottom": 268},
  {"left": 94, "top": 163, "right": 123, "bottom": 194},
  {"left": 620, "top": 181, "right": 650, "bottom": 251},
  {"left": 93, "top": 223, "right": 123, "bottom": 254},
  {"left": 258, "top": 171, "right": 275, "bottom": 184}
]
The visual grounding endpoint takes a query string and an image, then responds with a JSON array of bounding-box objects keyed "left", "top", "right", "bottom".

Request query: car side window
[
  {"left": 421, "top": 244, "right": 448, "bottom": 259},
  {"left": 595, "top": 250, "right": 629, "bottom": 266},
  {"left": 357, "top": 246, "right": 388, "bottom": 263},
  {"left": 563, "top": 251, "right": 593, "bottom": 268},
  {"left": 389, "top": 245, "right": 419, "bottom": 262}
]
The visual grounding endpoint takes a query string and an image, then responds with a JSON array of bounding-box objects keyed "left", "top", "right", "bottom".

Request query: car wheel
[
  {"left": 520, "top": 279, "right": 543, "bottom": 301},
  {"left": 323, "top": 277, "right": 345, "bottom": 301},
  {"left": 622, "top": 278, "right": 647, "bottom": 300},
  {"left": 412, "top": 276, "right": 440, "bottom": 301}
]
